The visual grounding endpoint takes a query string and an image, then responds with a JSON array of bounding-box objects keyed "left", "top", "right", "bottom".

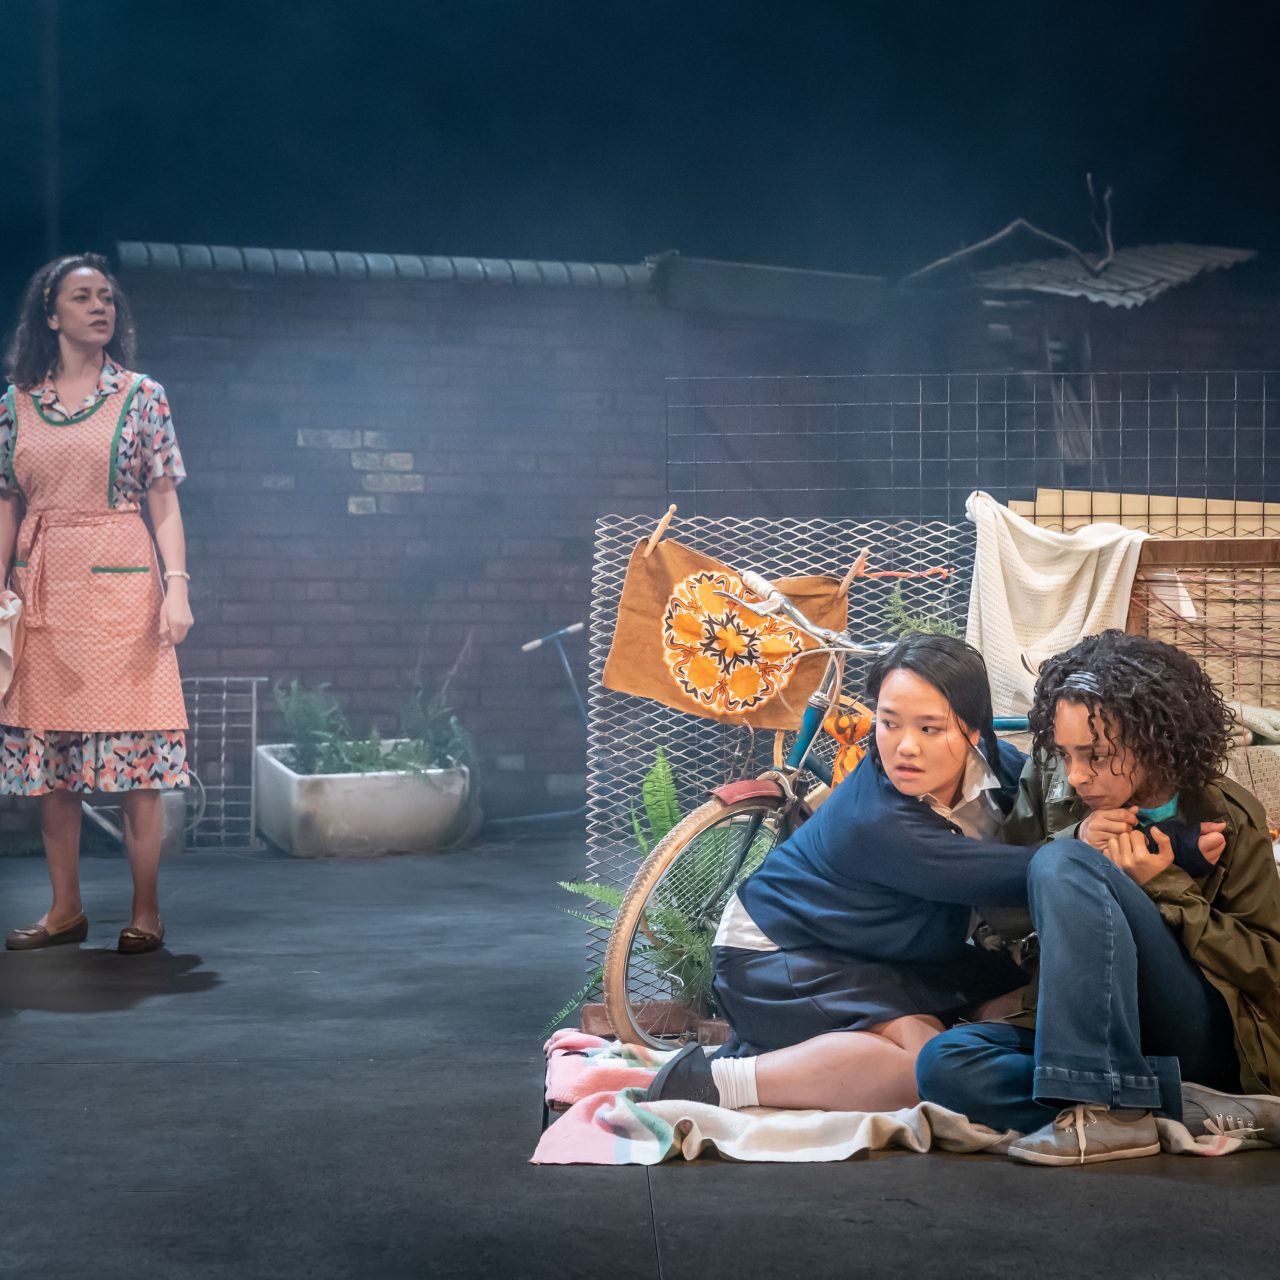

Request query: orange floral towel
[{"left": 603, "top": 539, "right": 847, "bottom": 730}]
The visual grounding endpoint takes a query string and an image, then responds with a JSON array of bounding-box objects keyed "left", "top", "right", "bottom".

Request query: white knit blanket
[
  {"left": 533, "top": 1034, "right": 1257, "bottom": 1164},
  {"left": 965, "top": 491, "right": 1149, "bottom": 715}
]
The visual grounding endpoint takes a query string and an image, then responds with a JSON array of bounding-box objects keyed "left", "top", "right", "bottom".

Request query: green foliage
[
  {"left": 557, "top": 879, "right": 625, "bottom": 931},
  {"left": 549, "top": 752, "right": 701, "bottom": 1033},
  {"left": 398, "top": 688, "right": 478, "bottom": 775},
  {"left": 883, "top": 583, "right": 962, "bottom": 639},
  {"left": 546, "top": 754, "right": 778, "bottom": 1035},
  {"left": 542, "top": 966, "right": 605, "bottom": 1039},
  {"left": 272, "top": 680, "right": 476, "bottom": 777},
  {"left": 272, "top": 680, "right": 349, "bottom": 776},
  {"left": 641, "top": 746, "right": 681, "bottom": 846},
  {"left": 630, "top": 746, "right": 681, "bottom": 855},
  {"left": 542, "top": 882, "right": 627, "bottom": 1035},
  {"left": 627, "top": 815, "right": 777, "bottom": 1017}
]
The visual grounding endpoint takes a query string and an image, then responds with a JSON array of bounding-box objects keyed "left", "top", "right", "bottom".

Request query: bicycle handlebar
[
  {"left": 727, "top": 569, "right": 889, "bottom": 660},
  {"left": 520, "top": 621, "right": 585, "bottom": 652},
  {"left": 739, "top": 569, "right": 777, "bottom": 602}
]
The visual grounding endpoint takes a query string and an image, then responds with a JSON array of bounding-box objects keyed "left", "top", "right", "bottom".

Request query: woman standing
[{"left": 1, "top": 253, "right": 193, "bottom": 954}]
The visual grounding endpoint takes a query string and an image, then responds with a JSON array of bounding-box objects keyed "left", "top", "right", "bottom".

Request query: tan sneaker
[
  {"left": 1181, "top": 1082, "right": 1280, "bottom": 1142},
  {"left": 1008, "top": 1104, "right": 1161, "bottom": 1166}
]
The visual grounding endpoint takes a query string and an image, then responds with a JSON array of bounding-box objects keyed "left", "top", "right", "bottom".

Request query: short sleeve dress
[{"left": 0, "top": 357, "right": 190, "bottom": 794}]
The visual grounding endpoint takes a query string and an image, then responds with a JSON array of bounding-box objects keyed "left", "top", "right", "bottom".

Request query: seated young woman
[
  {"left": 917, "top": 630, "right": 1280, "bottom": 1166},
  {"left": 646, "top": 633, "right": 1038, "bottom": 1114}
]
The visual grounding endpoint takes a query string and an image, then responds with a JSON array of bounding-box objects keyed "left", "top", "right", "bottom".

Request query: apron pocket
[{"left": 90, "top": 565, "right": 155, "bottom": 635}]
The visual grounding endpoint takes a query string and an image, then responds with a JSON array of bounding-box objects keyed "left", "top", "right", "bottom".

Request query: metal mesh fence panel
[
  {"left": 578, "top": 370, "right": 1280, "bottom": 986},
  {"left": 584, "top": 514, "right": 975, "bottom": 977},
  {"left": 1128, "top": 564, "right": 1280, "bottom": 709},
  {"left": 183, "top": 676, "right": 265, "bottom": 849},
  {"left": 666, "top": 372, "right": 1279, "bottom": 523}
]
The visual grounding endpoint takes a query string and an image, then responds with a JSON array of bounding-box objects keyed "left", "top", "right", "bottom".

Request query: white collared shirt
[{"left": 921, "top": 747, "right": 1004, "bottom": 842}]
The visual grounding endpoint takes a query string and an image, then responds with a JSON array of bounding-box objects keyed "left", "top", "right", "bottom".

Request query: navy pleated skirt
[{"left": 712, "top": 942, "right": 1028, "bottom": 1058}]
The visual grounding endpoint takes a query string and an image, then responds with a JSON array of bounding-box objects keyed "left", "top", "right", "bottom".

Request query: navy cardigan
[{"left": 736, "top": 739, "right": 1035, "bottom": 961}]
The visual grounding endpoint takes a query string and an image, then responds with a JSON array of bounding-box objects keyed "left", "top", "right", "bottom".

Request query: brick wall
[
  {"left": 3, "top": 257, "right": 1276, "bottom": 843},
  {"left": 113, "top": 271, "right": 886, "bottom": 822}
]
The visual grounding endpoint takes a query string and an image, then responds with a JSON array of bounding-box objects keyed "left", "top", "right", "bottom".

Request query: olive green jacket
[{"left": 1000, "top": 758, "right": 1280, "bottom": 1094}]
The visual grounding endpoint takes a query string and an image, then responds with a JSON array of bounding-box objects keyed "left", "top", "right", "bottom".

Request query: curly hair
[
  {"left": 1028, "top": 630, "right": 1234, "bottom": 796},
  {"left": 4, "top": 253, "right": 138, "bottom": 390}
]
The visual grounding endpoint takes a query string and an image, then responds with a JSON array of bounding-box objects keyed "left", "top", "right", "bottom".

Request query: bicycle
[{"left": 601, "top": 567, "right": 1026, "bottom": 1049}]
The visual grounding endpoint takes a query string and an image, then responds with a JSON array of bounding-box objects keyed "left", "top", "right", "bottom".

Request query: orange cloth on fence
[
  {"left": 3, "top": 376, "right": 186, "bottom": 732},
  {"left": 603, "top": 539, "right": 848, "bottom": 730},
  {"left": 823, "top": 698, "right": 874, "bottom": 785}
]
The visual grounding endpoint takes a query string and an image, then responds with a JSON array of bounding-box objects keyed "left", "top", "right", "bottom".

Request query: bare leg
[
  {"left": 37, "top": 789, "right": 84, "bottom": 927},
  {"left": 753, "top": 1016, "right": 945, "bottom": 1111},
  {"left": 121, "top": 789, "right": 163, "bottom": 935},
  {"left": 873, "top": 1013, "right": 947, "bottom": 1054}
]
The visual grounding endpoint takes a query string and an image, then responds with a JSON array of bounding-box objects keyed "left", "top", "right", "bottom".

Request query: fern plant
[
  {"left": 631, "top": 745, "right": 681, "bottom": 854},
  {"left": 545, "top": 749, "right": 690, "bottom": 1034},
  {"left": 883, "top": 583, "right": 962, "bottom": 638},
  {"left": 542, "top": 881, "right": 626, "bottom": 1036}
]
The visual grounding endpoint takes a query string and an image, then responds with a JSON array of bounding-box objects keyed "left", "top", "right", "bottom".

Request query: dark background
[{"left": 2, "top": 0, "right": 1278, "bottom": 304}]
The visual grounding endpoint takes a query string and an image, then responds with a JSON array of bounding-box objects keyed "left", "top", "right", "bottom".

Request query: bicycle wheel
[{"left": 603, "top": 794, "right": 790, "bottom": 1049}]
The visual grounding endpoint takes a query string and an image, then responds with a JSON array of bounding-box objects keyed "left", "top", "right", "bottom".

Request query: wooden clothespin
[
  {"left": 642, "top": 504, "right": 678, "bottom": 558},
  {"left": 839, "top": 547, "right": 871, "bottom": 593}
]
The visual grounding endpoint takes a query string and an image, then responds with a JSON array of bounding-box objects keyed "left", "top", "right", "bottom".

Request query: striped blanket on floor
[{"left": 533, "top": 1030, "right": 1258, "bottom": 1165}]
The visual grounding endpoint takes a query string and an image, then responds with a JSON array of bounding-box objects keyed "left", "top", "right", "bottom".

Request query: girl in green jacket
[{"left": 917, "top": 630, "right": 1280, "bottom": 1165}]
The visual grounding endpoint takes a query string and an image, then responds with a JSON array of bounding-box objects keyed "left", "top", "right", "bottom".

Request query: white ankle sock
[{"left": 710, "top": 1056, "right": 759, "bottom": 1110}]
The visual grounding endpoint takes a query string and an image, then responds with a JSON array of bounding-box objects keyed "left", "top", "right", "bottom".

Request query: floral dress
[{"left": 0, "top": 358, "right": 190, "bottom": 794}]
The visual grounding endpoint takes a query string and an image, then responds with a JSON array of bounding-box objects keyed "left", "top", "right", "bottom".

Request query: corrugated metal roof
[
  {"left": 971, "top": 243, "right": 1256, "bottom": 308},
  {"left": 115, "top": 241, "right": 654, "bottom": 289}
]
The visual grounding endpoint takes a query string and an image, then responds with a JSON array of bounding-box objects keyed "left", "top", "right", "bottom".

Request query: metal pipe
[{"left": 41, "top": 0, "right": 60, "bottom": 258}]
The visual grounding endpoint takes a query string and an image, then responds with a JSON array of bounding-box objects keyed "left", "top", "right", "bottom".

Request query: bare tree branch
[
  {"left": 1086, "top": 173, "right": 1116, "bottom": 265},
  {"left": 435, "top": 627, "right": 474, "bottom": 705},
  {"left": 903, "top": 177, "right": 1118, "bottom": 284}
]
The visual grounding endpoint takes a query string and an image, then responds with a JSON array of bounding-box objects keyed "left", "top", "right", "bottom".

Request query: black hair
[
  {"left": 4, "top": 253, "right": 137, "bottom": 390},
  {"left": 865, "top": 632, "right": 1000, "bottom": 766},
  {"left": 1028, "top": 630, "right": 1234, "bottom": 796}
]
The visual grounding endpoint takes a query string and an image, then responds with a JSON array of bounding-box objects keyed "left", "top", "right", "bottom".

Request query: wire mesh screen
[
  {"left": 1127, "top": 563, "right": 1280, "bottom": 709},
  {"left": 183, "top": 677, "right": 265, "bottom": 849},
  {"left": 584, "top": 515, "right": 974, "bottom": 977},
  {"left": 667, "top": 372, "right": 1279, "bottom": 522}
]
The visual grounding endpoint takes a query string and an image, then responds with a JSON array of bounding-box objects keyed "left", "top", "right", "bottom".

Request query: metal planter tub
[{"left": 254, "top": 743, "right": 470, "bottom": 857}]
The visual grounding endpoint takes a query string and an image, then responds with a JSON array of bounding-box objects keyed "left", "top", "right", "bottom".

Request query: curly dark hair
[
  {"left": 1029, "top": 630, "right": 1234, "bottom": 796},
  {"left": 4, "top": 253, "right": 138, "bottom": 390}
]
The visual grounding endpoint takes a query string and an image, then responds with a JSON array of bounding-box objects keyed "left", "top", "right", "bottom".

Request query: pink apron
[{"left": 3, "top": 374, "right": 187, "bottom": 732}]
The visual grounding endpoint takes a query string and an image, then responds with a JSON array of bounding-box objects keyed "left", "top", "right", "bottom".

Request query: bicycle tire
[{"left": 603, "top": 794, "right": 790, "bottom": 1049}]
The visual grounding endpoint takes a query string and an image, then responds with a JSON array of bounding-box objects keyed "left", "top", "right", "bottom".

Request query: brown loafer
[
  {"left": 6, "top": 911, "right": 89, "bottom": 950},
  {"left": 117, "top": 922, "right": 164, "bottom": 955}
]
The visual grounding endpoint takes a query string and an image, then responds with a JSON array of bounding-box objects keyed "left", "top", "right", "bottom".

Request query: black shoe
[{"left": 645, "top": 1043, "right": 721, "bottom": 1105}]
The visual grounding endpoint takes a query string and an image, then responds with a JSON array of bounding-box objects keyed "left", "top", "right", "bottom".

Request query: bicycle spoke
[{"left": 621, "top": 804, "right": 784, "bottom": 1031}]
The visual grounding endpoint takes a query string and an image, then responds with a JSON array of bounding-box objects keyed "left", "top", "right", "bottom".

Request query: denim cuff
[{"left": 1033, "top": 1060, "right": 1177, "bottom": 1114}]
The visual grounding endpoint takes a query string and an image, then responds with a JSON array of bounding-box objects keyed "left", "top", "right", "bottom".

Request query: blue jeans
[{"left": 916, "top": 839, "right": 1238, "bottom": 1134}]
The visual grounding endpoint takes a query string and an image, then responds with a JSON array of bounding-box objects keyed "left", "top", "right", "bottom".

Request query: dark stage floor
[{"left": 3, "top": 834, "right": 1279, "bottom": 1279}]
